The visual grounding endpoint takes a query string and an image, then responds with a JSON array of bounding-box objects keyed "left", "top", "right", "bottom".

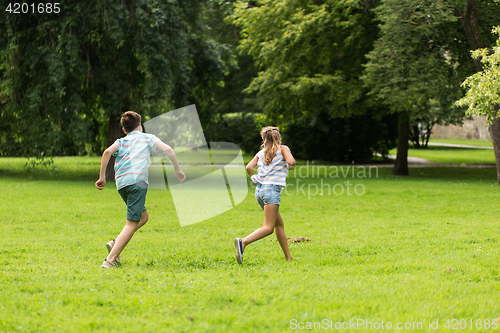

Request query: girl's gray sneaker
[{"left": 234, "top": 238, "right": 243, "bottom": 264}]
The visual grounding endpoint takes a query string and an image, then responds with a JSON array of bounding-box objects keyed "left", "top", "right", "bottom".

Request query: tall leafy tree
[
  {"left": 193, "top": 0, "right": 263, "bottom": 144},
  {"left": 448, "top": 0, "right": 500, "bottom": 183},
  {"left": 231, "top": 0, "right": 398, "bottom": 162},
  {"left": 363, "top": 0, "right": 500, "bottom": 175},
  {"left": 362, "top": 0, "right": 465, "bottom": 175},
  {"left": 457, "top": 26, "right": 500, "bottom": 182},
  {"left": 0, "top": 0, "right": 227, "bottom": 176},
  {"left": 232, "top": 0, "right": 377, "bottom": 120}
]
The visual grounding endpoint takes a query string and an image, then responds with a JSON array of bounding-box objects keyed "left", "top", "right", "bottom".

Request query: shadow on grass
[
  {"left": 389, "top": 167, "right": 497, "bottom": 182},
  {"left": 409, "top": 145, "right": 493, "bottom": 151},
  {"left": 286, "top": 166, "right": 498, "bottom": 183},
  {"left": 0, "top": 157, "right": 98, "bottom": 182}
]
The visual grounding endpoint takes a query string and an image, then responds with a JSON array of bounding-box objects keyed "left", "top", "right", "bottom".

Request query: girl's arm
[
  {"left": 280, "top": 145, "right": 296, "bottom": 170},
  {"left": 246, "top": 155, "right": 259, "bottom": 177}
]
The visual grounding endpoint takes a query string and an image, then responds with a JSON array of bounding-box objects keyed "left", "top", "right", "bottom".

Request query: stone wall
[{"left": 431, "top": 115, "right": 491, "bottom": 141}]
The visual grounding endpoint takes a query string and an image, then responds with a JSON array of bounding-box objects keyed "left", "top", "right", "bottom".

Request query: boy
[{"left": 95, "top": 111, "right": 185, "bottom": 269}]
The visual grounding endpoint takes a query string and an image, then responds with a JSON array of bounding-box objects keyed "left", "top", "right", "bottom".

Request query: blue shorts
[
  {"left": 118, "top": 182, "right": 148, "bottom": 221},
  {"left": 255, "top": 183, "right": 282, "bottom": 209}
]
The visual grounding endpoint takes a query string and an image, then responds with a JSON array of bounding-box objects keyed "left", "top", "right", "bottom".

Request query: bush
[
  {"left": 204, "top": 113, "right": 262, "bottom": 154},
  {"left": 204, "top": 111, "right": 398, "bottom": 162},
  {"left": 283, "top": 111, "right": 398, "bottom": 163}
]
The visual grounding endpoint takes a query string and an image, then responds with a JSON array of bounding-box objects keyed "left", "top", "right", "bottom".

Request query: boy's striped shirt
[
  {"left": 253, "top": 147, "right": 289, "bottom": 186},
  {"left": 111, "top": 130, "right": 161, "bottom": 190}
]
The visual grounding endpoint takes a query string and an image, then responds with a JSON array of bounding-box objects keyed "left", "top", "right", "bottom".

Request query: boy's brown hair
[{"left": 121, "top": 111, "right": 141, "bottom": 133}]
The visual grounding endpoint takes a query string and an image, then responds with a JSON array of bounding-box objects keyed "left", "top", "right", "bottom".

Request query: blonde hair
[{"left": 260, "top": 126, "right": 282, "bottom": 165}]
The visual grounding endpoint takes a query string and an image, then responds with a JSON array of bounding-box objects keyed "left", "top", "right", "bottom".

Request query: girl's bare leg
[
  {"left": 275, "top": 212, "right": 292, "bottom": 261},
  {"left": 242, "top": 204, "right": 279, "bottom": 251},
  {"left": 107, "top": 210, "right": 149, "bottom": 263}
]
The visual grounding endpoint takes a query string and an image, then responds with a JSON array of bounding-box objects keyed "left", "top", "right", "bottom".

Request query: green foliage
[
  {"left": 0, "top": 0, "right": 228, "bottom": 157},
  {"left": 232, "top": 0, "right": 378, "bottom": 120},
  {"left": 231, "top": 0, "right": 398, "bottom": 161},
  {"left": 283, "top": 111, "right": 399, "bottom": 162},
  {"left": 474, "top": 1, "right": 500, "bottom": 47},
  {"left": 205, "top": 112, "right": 262, "bottom": 154},
  {"left": 24, "top": 156, "right": 58, "bottom": 176},
  {"left": 198, "top": 0, "right": 262, "bottom": 117},
  {"left": 362, "top": 0, "right": 465, "bottom": 124},
  {"left": 456, "top": 26, "right": 500, "bottom": 124}
]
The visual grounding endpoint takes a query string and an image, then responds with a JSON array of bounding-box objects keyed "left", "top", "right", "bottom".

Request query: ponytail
[{"left": 260, "top": 127, "right": 282, "bottom": 165}]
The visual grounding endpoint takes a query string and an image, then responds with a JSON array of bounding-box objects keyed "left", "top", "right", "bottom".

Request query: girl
[{"left": 234, "top": 126, "right": 295, "bottom": 263}]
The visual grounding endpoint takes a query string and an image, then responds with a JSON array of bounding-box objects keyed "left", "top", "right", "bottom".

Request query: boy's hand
[
  {"left": 95, "top": 178, "right": 106, "bottom": 190},
  {"left": 175, "top": 170, "right": 186, "bottom": 183}
]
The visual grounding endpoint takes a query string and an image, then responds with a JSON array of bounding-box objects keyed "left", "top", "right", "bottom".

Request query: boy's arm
[
  {"left": 156, "top": 142, "right": 186, "bottom": 182},
  {"left": 280, "top": 145, "right": 296, "bottom": 170},
  {"left": 95, "top": 145, "right": 119, "bottom": 190}
]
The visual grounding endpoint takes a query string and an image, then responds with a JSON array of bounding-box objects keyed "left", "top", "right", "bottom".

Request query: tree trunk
[
  {"left": 453, "top": 0, "right": 484, "bottom": 70},
  {"left": 105, "top": 112, "right": 123, "bottom": 182},
  {"left": 392, "top": 115, "right": 410, "bottom": 175},
  {"left": 488, "top": 107, "right": 500, "bottom": 183},
  {"left": 462, "top": 0, "right": 484, "bottom": 71}
]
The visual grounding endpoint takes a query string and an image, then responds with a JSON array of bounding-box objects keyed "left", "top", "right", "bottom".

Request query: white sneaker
[
  {"left": 234, "top": 238, "right": 243, "bottom": 264},
  {"left": 106, "top": 239, "right": 121, "bottom": 265},
  {"left": 101, "top": 259, "right": 117, "bottom": 269}
]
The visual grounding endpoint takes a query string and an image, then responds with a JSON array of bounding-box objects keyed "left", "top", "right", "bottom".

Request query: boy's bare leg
[
  {"left": 242, "top": 204, "right": 279, "bottom": 251},
  {"left": 107, "top": 210, "right": 149, "bottom": 263},
  {"left": 137, "top": 210, "right": 149, "bottom": 230},
  {"left": 275, "top": 212, "right": 292, "bottom": 261}
]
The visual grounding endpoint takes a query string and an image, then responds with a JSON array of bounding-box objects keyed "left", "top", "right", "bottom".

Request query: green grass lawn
[
  {"left": 428, "top": 138, "right": 493, "bottom": 147},
  {"left": 389, "top": 146, "right": 496, "bottom": 165},
  {"left": 1, "top": 158, "right": 500, "bottom": 332}
]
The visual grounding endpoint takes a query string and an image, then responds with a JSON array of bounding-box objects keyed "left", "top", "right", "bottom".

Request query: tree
[
  {"left": 362, "top": 0, "right": 466, "bottom": 175},
  {"left": 456, "top": 26, "right": 500, "bottom": 182},
  {"left": 231, "top": 0, "right": 398, "bottom": 162},
  {"left": 439, "top": 0, "right": 500, "bottom": 183},
  {"left": 0, "top": 1, "right": 227, "bottom": 173},
  {"left": 192, "top": 0, "right": 264, "bottom": 145},
  {"left": 408, "top": 92, "right": 468, "bottom": 149}
]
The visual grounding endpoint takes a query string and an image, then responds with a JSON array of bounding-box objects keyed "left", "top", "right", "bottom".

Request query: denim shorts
[{"left": 255, "top": 183, "right": 282, "bottom": 209}]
